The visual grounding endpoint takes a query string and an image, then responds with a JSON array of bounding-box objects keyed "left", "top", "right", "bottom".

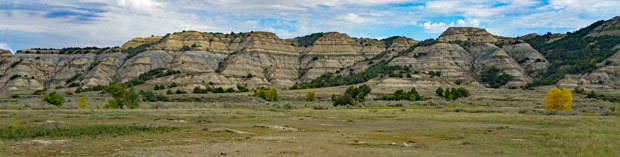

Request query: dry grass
[{"left": 0, "top": 108, "right": 618, "bottom": 156}]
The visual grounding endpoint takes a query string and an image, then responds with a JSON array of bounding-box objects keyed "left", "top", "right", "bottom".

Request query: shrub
[
  {"left": 104, "top": 82, "right": 140, "bottom": 109},
  {"left": 391, "top": 87, "right": 421, "bottom": 101},
  {"left": 226, "top": 88, "right": 235, "bottom": 93},
  {"left": 32, "top": 88, "right": 47, "bottom": 95},
  {"left": 333, "top": 85, "right": 371, "bottom": 106},
  {"left": 193, "top": 86, "right": 208, "bottom": 94},
  {"left": 41, "top": 91, "right": 64, "bottom": 108},
  {"left": 181, "top": 45, "right": 191, "bottom": 51},
  {"left": 77, "top": 97, "right": 89, "bottom": 109},
  {"left": 543, "top": 88, "right": 573, "bottom": 111},
  {"left": 306, "top": 91, "right": 316, "bottom": 102},
  {"left": 67, "top": 82, "right": 80, "bottom": 88},
  {"left": 66, "top": 73, "right": 82, "bottom": 84},
  {"left": 166, "top": 90, "right": 173, "bottom": 95},
  {"left": 175, "top": 89, "right": 187, "bottom": 94},
  {"left": 9, "top": 74, "right": 21, "bottom": 80},
  {"left": 213, "top": 87, "right": 225, "bottom": 93},
  {"left": 441, "top": 87, "right": 471, "bottom": 100},
  {"left": 10, "top": 59, "right": 22, "bottom": 68},
  {"left": 436, "top": 87, "right": 444, "bottom": 97},
  {"left": 168, "top": 82, "right": 178, "bottom": 88},
  {"left": 333, "top": 94, "right": 355, "bottom": 106},
  {"left": 125, "top": 68, "right": 180, "bottom": 87},
  {"left": 237, "top": 85, "right": 250, "bottom": 92},
  {"left": 312, "top": 105, "right": 328, "bottom": 110},
  {"left": 140, "top": 91, "right": 169, "bottom": 102},
  {"left": 254, "top": 87, "right": 278, "bottom": 101}
]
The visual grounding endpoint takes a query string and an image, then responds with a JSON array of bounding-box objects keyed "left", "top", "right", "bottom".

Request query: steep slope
[
  {"left": 526, "top": 16, "right": 620, "bottom": 88},
  {"left": 501, "top": 43, "right": 549, "bottom": 79}
]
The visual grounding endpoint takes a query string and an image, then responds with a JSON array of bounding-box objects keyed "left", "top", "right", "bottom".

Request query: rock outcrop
[
  {"left": 3, "top": 20, "right": 620, "bottom": 93},
  {"left": 501, "top": 43, "right": 549, "bottom": 79},
  {"left": 0, "top": 31, "right": 416, "bottom": 92},
  {"left": 438, "top": 27, "right": 499, "bottom": 43}
]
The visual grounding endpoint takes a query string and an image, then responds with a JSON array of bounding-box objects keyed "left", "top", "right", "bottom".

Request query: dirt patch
[
  {"left": 254, "top": 125, "right": 299, "bottom": 131},
  {"left": 26, "top": 139, "right": 68, "bottom": 145},
  {"left": 206, "top": 128, "right": 253, "bottom": 134}
]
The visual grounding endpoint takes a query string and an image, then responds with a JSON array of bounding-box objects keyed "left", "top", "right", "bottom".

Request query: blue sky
[{"left": 1, "top": 0, "right": 619, "bottom": 52}]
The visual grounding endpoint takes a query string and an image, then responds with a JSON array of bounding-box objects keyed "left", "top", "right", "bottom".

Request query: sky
[{"left": 1, "top": 0, "right": 619, "bottom": 52}]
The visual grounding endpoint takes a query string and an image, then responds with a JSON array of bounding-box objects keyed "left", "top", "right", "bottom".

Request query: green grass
[{"left": 0, "top": 125, "right": 180, "bottom": 140}]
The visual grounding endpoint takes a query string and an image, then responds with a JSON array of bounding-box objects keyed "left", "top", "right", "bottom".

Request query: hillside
[{"left": 1, "top": 17, "right": 619, "bottom": 94}]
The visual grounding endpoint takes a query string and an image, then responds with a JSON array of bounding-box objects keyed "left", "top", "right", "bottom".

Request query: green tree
[
  {"left": 436, "top": 87, "right": 444, "bottom": 97},
  {"left": 104, "top": 82, "right": 140, "bottom": 109},
  {"left": 41, "top": 91, "right": 64, "bottom": 108}
]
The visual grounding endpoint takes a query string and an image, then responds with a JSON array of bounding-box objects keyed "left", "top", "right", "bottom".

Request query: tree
[
  {"left": 41, "top": 91, "right": 64, "bottom": 107},
  {"left": 104, "top": 82, "right": 140, "bottom": 109},
  {"left": 265, "top": 88, "right": 278, "bottom": 101},
  {"left": 254, "top": 88, "right": 278, "bottom": 101},
  {"left": 543, "top": 88, "right": 573, "bottom": 111},
  {"left": 394, "top": 89, "right": 408, "bottom": 100},
  {"left": 436, "top": 87, "right": 444, "bottom": 97},
  {"left": 333, "top": 93, "right": 355, "bottom": 106},
  {"left": 78, "top": 97, "right": 89, "bottom": 109},
  {"left": 306, "top": 91, "right": 316, "bottom": 102}
]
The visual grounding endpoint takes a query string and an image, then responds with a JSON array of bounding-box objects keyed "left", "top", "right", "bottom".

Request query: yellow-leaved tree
[
  {"left": 78, "top": 96, "right": 89, "bottom": 109},
  {"left": 543, "top": 88, "right": 573, "bottom": 111},
  {"left": 306, "top": 91, "right": 316, "bottom": 102}
]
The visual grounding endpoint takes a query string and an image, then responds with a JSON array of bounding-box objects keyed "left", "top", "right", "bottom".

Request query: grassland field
[{"left": 1, "top": 85, "right": 619, "bottom": 156}]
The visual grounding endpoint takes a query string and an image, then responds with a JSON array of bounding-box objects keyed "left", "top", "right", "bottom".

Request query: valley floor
[{"left": 1, "top": 107, "right": 619, "bottom": 156}]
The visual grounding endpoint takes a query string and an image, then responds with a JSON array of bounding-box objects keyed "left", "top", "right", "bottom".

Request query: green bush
[
  {"left": 9, "top": 74, "right": 21, "bottom": 80},
  {"left": 332, "top": 85, "right": 371, "bottom": 106},
  {"left": 124, "top": 68, "right": 180, "bottom": 87},
  {"left": 125, "top": 42, "right": 157, "bottom": 59},
  {"left": 41, "top": 91, "right": 65, "bottom": 107},
  {"left": 436, "top": 87, "right": 444, "bottom": 97},
  {"left": 237, "top": 85, "right": 250, "bottom": 92},
  {"left": 332, "top": 94, "right": 355, "bottom": 106},
  {"left": 441, "top": 87, "right": 471, "bottom": 101},
  {"left": 391, "top": 87, "right": 421, "bottom": 101},
  {"left": 193, "top": 86, "right": 208, "bottom": 94},
  {"left": 213, "top": 87, "right": 225, "bottom": 93},
  {"left": 66, "top": 73, "right": 82, "bottom": 84},
  {"left": 175, "top": 89, "right": 187, "bottom": 94},
  {"left": 140, "top": 91, "right": 169, "bottom": 102},
  {"left": 104, "top": 82, "right": 140, "bottom": 109},
  {"left": 168, "top": 82, "right": 178, "bottom": 88},
  {"left": 226, "top": 88, "right": 235, "bottom": 93}
]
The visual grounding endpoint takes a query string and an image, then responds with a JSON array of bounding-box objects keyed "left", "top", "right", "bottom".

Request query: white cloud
[
  {"left": 421, "top": 19, "right": 481, "bottom": 33},
  {"left": 337, "top": 13, "right": 374, "bottom": 24}
]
